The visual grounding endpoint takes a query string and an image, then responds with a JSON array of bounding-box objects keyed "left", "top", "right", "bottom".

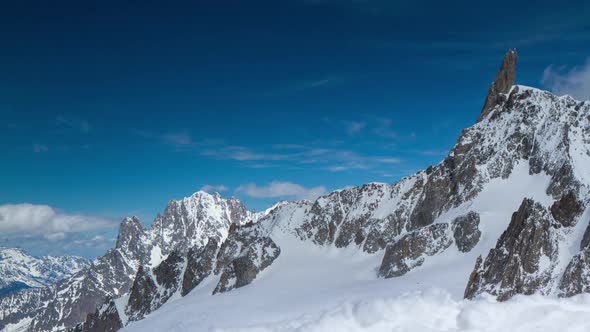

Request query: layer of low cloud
[
  {"left": 542, "top": 60, "right": 590, "bottom": 101},
  {"left": 236, "top": 181, "right": 326, "bottom": 200},
  {"left": 0, "top": 203, "right": 114, "bottom": 241},
  {"left": 200, "top": 184, "right": 229, "bottom": 193}
]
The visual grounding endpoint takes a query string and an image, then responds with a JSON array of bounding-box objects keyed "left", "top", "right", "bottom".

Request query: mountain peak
[
  {"left": 477, "top": 49, "right": 517, "bottom": 122},
  {"left": 116, "top": 216, "right": 143, "bottom": 250}
]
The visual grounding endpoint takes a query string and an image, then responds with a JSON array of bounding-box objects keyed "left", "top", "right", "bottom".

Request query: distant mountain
[
  {"left": 2, "top": 50, "right": 590, "bottom": 332},
  {"left": 0, "top": 247, "right": 89, "bottom": 297}
]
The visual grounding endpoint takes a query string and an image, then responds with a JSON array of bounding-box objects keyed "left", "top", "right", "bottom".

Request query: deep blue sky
[{"left": 2, "top": 0, "right": 590, "bottom": 257}]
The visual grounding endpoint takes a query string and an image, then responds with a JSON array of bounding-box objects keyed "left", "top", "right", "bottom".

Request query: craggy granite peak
[
  {"left": 70, "top": 299, "right": 122, "bottom": 332},
  {"left": 464, "top": 199, "right": 560, "bottom": 300},
  {"left": 478, "top": 49, "right": 517, "bottom": 122},
  {"left": 0, "top": 192, "right": 258, "bottom": 331}
]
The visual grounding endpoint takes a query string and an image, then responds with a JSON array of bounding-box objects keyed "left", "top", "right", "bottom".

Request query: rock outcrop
[
  {"left": 478, "top": 49, "right": 517, "bottom": 122},
  {"left": 452, "top": 212, "right": 481, "bottom": 253},
  {"left": 379, "top": 223, "right": 453, "bottom": 278},
  {"left": 70, "top": 299, "right": 122, "bottom": 332},
  {"left": 464, "top": 199, "right": 560, "bottom": 300}
]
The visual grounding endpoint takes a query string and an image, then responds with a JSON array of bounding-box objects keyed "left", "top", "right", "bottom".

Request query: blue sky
[{"left": 2, "top": 0, "right": 590, "bottom": 257}]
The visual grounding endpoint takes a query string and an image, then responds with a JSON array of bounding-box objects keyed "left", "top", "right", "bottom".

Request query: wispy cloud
[
  {"left": 56, "top": 115, "right": 91, "bottom": 133},
  {"left": 542, "top": 59, "right": 590, "bottom": 101},
  {"left": 32, "top": 143, "right": 48, "bottom": 153},
  {"left": 162, "top": 132, "right": 193, "bottom": 146},
  {"left": 343, "top": 120, "right": 366, "bottom": 136},
  {"left": 415, "top": 149, "right": 448, "bottom": 157},
  {"left": 372, "top": 117, "right": 397, "bottom": 138},
  {"left": 236, "top": 181, "right": 326, "bottom": 200},
  {"left": 200, "top": 184, "right": 229, "bottom": 193}
]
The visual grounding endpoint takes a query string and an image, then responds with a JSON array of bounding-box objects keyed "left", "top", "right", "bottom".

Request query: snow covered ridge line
[
  {"left": 0, "top": 247, "right": 89, "bottom": 297},
  {"left": 4, "top": 50, "right": 590, "bottom": 331}
]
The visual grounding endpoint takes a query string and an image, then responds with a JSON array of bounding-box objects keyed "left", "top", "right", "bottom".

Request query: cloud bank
[{"left": 0, "top": 203, "right": 114, "bottom": 241}]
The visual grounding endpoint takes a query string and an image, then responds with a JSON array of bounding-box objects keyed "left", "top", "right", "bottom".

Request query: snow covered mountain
[
  {"left": 0, "top": 247, "right": 89, "bottom": 297},
  {"left": 3, "top": 50, "right": 590, "bottom": 332}
]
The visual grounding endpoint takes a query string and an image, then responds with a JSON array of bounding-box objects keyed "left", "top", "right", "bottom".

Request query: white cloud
[
  {"left": 0, "top": 203, "right": 114, "bottom": 241},
  {"left": 200, "top": 184, "right": 229, "bottom": 193},
  {"left": 236, "top": 181, "right": 326, "bottom": 200},
  {"left": 542, "top": 60, "right": 590, "bottom": 101}
]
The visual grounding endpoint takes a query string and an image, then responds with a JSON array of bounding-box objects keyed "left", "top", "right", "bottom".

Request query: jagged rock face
[
  {"left": 214, "top": 237, "right": 280, "bottom": 294},
  {"left": 181, "top": 239, "right": 218, "bottom": 296},
  {"left": 115, "top": 217, "right": 145, "bottom": 262},
  {"left": 125, "top": 266, "right": 158, "bottom": 322},
  {"left": 0, "top": 288, "right": 44, "bottom": 330},
  {"left": 27, "top": 248, "right": 138, "bottom": 332},
  {"left": 558, "top": 221, "right": 590, "bottom": 297},
  {"left": 151, "top": 193, "right": 256, "bottom": 255},
  {"left": 378, "top": 223, "right": 453, "bottom": 278},
  {"left": 70, "top": 299, "right": 122, "bottom": 332},
  {"left": 452, "top": 212, "right": 481, "bottom": 253},
  {"left": 478, "top": 49, "right": 517, "bottom": 122},
  {"left": 550, "top": 191, "right": 583, "bottom": 227},
  {"left": 124, "top": 251, "right": 186, "bottom": 323},
  {"left": 559, "top": 249, "right": 590, "bottom": 297},
  {"left": 581, "top": 222, "right": 590, "bottom": 251},
  {"left": 464, "top": 199, "right": 560, "bottom": 300}
]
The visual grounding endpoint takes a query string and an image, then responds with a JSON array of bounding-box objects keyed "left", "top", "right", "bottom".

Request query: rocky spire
[
  {"left": 477, "top": 49, "right": 517, "bottom": 122},
  {"left": 115, "top": 216, "right": 143, "bottom": 250}
]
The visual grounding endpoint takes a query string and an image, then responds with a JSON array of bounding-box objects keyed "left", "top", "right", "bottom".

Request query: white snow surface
[{"left": 122, "top": 160, "right": 573, "bottom": 332}]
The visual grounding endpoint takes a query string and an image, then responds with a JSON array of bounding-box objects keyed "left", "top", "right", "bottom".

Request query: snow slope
[{"left": 122, "top": 161, "right": 562, "bottom": 331}]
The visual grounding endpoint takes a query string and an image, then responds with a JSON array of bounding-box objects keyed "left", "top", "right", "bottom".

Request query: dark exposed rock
[
  {"left": 464, "top": 199, "right": 559, "bottom": 300},
  {"left": 362, "top": 228, "right": 387, "bottom": 254},
  {"left": 214, "top": 237, "right": 280, "bottom": 294},
  {"left": 559, "top": 249, "right": 590, "bottom": 297},
  {"left": 125, "top": 251, "right": 185, "bottom": 323},
  {"left": 550, "top": 191, "right": 583, "bottom": 227},
  {"left": 125, "top": 266, "right": 158, "bottom": 322},
  {"left": 28, "top": 247, "right": 138, "bottom": 332},
  {"left": 452, "top": 212, "right": 481, "bottom": 253},
  {"left": 478, "top": 49, "right": 517, "bottom": 122},
  {"left": 378, "top": 223, "right": 453, "bottom": 278},
  {"left": 181, "top": 239, "right": 219, "bottom": 296},
  {"left": 69, "top": 299, "right": 122, "bottom": 332},
  {"left": 116, "top": 217, "right": 143, "bottom": 252},
  {"left": 581, "top": 221, "right": 590, "bottom": 251}
]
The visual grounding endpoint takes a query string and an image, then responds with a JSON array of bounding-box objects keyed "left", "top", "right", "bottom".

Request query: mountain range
[
  {"left": 0, "top": 248, "right": 89, "bottom": 297},
  {"left": 2, "top": 50, "right": 590, "bottom": 332}
]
